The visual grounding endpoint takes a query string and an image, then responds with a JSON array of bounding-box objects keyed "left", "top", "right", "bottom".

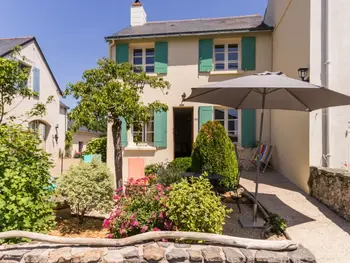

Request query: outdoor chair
[{"left": 246, "top": 144, "right": 274, "bottom": 173}]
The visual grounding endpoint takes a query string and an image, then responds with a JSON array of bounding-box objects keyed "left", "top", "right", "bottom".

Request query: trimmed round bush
[
  {"left": 166, "top": 176, "right": 231, "bottom": 234},
  {"left": 191, "top": 121, "right": 239, "bottom": 188},
  {"left": 168, "top": 157, "right": 192, "bottom": 172}
]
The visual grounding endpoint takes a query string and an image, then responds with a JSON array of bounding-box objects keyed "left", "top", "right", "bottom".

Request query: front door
[{"left": 173, "top": 107, "right": 193, "bottom": 158}]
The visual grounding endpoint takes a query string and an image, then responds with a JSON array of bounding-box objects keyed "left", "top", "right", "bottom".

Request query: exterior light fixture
[
  {"left": 180, "top": 92, "right": 186, "bottom": 106},
  {"left": 298, "top": 68, "right": 309, "bottom": 82}
]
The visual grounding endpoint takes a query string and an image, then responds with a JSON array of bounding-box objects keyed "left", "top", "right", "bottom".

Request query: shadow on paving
[{"left": 241, "top": 170, "right": 350, "bottom": 235}]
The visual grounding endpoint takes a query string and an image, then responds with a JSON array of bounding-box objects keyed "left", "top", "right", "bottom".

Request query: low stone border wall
[
  {"left": 0, "top": 242, "right": 316, "bottom": 263},
  {"left": 309, "top": 167, "right": 350, "bottom": 221}
]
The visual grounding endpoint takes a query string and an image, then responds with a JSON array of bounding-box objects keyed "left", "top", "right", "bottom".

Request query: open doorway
[{"left": 173, "top": 107, "right": 193, "bottom": 158}]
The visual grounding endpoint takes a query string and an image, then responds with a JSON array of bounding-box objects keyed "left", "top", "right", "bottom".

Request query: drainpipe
[{"left": 322, "top": 0, "right": 330, "bottom": 167}]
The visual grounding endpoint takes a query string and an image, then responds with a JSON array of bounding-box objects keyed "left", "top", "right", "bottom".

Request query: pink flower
[
  {"left": 155, "top": 196, "right": 160, "bottom": 201},
  {"left": 106, "top": 234, "right": 114, "bottom": 239},
  {"left": 166, "top": 186, "right": 171, "bottom": 191},
  {"left": 153, "top": 227, "right": 160, "bottom": 231},
  {"left": 102, "top": 219, "right": 110, "bottom": 228},
  {"left": 140, "top": 225, "right": 149, "bottom": 233},
  {"left": 119, "top": 229, "right": 127, "bottom": 236},
  {"left": 131, "top": 220, "right": 139, "bottom": 227},
  {"left": 158, "top": 212, "right": 165, "bottom": 219}
]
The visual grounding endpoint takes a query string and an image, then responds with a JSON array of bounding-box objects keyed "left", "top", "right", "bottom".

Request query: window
[
  {"left": 133, "top": 48, "right": 155, "bottom": 73},
  {"left": 214, "top": 108, "right": 239, "bottom": 143},
  {"left": 29, "top": 120, "right": 49, "bottom": 149},
  {"left": 214, "top": 43, "right": 239, "bottom": 71},
  {"left": 131, "top": 114, "right": 154, "bottom": 145}
]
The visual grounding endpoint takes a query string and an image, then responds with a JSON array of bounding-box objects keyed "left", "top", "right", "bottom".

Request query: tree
[
  {"left": 65, "top": 59, "right": 169, "bottom": 187},
  {"left": 0, "top": 48, "right": 53, "bottom": 124}
]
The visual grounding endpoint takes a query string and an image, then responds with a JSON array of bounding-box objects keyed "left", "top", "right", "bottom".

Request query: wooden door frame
[{"left": 172, "top": 106, "right": 194, "bottom": 160}]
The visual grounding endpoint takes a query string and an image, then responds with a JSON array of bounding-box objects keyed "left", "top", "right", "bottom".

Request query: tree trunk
[{"left": 111, "top": 119, "right": 123, "bottom": 188}]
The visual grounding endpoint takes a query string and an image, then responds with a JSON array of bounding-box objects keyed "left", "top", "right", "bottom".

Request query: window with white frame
[
  {"left": 132, "top": 48, "right": 155, "bottom": 73},
  {"left": 214, "top": 107, "right": 239, "bottom": 143},
  {"left": 214, "top": 43, "right": 239, "bottom": 71},
  {"left": 131, "top": 113, "right": 154, "bottom": 145}
]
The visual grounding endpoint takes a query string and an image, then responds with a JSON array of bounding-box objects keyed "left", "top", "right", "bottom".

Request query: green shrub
[
  {"left": 156, "top": 165, "right": 183, "bottom": 187},
  {"left": 145, "top": 163, "right": 163, "bottom": 176},
  {"left": 268, "top": 213, "right": 287, "bottom": 235},
  {"left": 85, "top": 137, "right": 107, "bottom": 162},
  {"left": 191, "top": 121, "right": 239, "bottom": 188},
  {"left": 57, "top": 159, "right": 114, "bottom": 224},
  {"left": 0, "top": 124, "right": 55, "bottom": 237},
  {"left": 168, "top": 157, "right": 192, "bottom": 172},
  {"left": 166, "top": 176, "right": 231, "bottom": 234}
]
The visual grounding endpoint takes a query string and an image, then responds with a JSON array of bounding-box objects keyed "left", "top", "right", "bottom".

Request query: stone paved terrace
[
  {"left": 0, "top": 242, "right": 316, "bottom": 263},
  {"left": 241, "top": 170, "right": 350, "bottom": 263}
]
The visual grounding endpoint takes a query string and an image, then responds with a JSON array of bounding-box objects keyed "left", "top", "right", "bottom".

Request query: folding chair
[{"left": 246, "top": 144, "right": 274, "bottom": 173}]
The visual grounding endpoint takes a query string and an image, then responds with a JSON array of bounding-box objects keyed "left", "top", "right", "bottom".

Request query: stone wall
[
  {"left": 0, "top": 242, "right": 316, "bottom": 263},
  {"left": 309, "top": 167, "right": 350, "bottom": 221}
]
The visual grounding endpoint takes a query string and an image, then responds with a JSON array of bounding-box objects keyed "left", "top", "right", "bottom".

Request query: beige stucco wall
[
  {"left": 58, "top": 106, "right": 68, "bottom": 155},
  {"left": 4, "top": 41, "right": 62, "bottom": 159},
  {"left": 107, "top": 32, "right": 272, "bottom": 184},
  {"left": 268, "top": 0, "right": 311, "bottom": 192},
  {"left": 71, "top": 131, "right": 99, "bottom": 155}
]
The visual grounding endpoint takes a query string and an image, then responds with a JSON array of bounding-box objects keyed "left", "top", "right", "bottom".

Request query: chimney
[{"left": 131, "top": 0, "right": 147, "bottom": 27}]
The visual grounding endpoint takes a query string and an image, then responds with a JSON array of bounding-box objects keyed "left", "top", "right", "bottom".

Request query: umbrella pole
[{"left": 253, "top": 91, "right": 266, "bottom": 223}]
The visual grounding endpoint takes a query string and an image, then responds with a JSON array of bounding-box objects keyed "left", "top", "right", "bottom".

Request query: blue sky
[{"left": 0, "top": 0, "right": 268, "bottom": 108}]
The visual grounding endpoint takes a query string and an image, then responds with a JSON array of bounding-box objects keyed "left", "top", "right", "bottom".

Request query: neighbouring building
[
  {"left": 69, "top": 125, "right": 100, "bottom": 156},
  {"left": 105, "top": 1, "right": 273, "bottom": 184},
  {"left": 0, "top": 37, "right": 67, "bottom": 159}
]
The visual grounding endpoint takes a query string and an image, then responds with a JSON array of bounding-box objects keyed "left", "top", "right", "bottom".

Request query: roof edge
[
  {"left": 0, "top": 37, "right": 63, "bottom": 96},
  {"left": 105, "top": 25, "right": 273, "bottom": 41}
]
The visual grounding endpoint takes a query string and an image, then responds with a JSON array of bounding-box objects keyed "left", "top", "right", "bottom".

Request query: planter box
[{"left": 83, "top": 154, "right": 102, "bottom": 163}]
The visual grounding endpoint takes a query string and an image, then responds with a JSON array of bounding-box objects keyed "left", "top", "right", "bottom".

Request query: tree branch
[{"left": 0, "top": 231, "right": 298, "bottom": 251}]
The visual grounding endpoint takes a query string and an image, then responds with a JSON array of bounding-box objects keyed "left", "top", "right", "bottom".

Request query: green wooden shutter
[
  {"left": 241, "top": 109, "right": 256, "bottom": 148},
  {"left": 198, "top": 106, "right": 213, "bottom": 130},
  {"left": 154, "top": 110, "right": 167, "bottom": 148},
  {"left": 155, "top": 42, "right": 168, "bottom": 74},
  {"left": 241, "top": 37, "right": 256, "bottom": 71},
  {"left": 33, "top": 67, "right": 40, "bottom": 98},
  {"left": 120, "top": 117, "right": 128, "bottom": 147},
  {"left": 198, "top": 39, "right": 213, "bottom": 72},
  {"left": 116, "top": 44, "right": 129, "bottom": 63}
]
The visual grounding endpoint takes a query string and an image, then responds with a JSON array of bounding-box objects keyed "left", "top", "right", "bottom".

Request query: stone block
[
  {"left": 288, "top": 246, "right": 316, "bottom": 263},
  {"left": 201, "top": 247, "right": 224, "bottom": 262},
  {"left": 186, "top": 249, "right": 203, "bottom": 262},
  {"left": 222, "top": 248, "right": 245, "bottom": 263},
  {"left": 101, "top": 251, "right": 123, "bottom": 263},
  {"left": 255, "top": 250, "right": 289, "bottom": 263},
  {"left": 166, "top": 249, "right": 188, "bottom": 262},
  {"left": 143, "top": 244, "right": 165, "bottom": 261}
]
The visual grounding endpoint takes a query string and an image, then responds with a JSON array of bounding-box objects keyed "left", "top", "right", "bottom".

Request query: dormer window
[{"left": 132, "top": 47, "right": 155, "bottom": 73}]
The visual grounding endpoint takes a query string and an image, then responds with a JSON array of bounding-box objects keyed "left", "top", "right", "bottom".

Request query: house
[
  {"left": 68, "top": 122, "right": 100, "bottom": 156},
  {"left": 105, "top": 1, "right": 273, "bottom": 184},
  {"left": 0, "top": 37, "right": 66, "bottom": 159}
]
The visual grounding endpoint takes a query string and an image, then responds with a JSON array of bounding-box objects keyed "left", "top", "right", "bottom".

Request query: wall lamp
[{"left": 298, "top": 68, "right": 309, "bottom": 82}]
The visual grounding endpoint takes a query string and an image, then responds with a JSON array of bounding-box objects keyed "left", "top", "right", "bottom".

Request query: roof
[
  {"left": 106, "top": 15, "right": 273, "bottom": 40},
  {"left": 0, "top": 37, "right": 63, "bottom": 96},
  {"left": 60, "top": 101, "right": 70, "bottom": 109}
]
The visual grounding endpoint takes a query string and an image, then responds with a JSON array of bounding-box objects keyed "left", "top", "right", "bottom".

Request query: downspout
[{"left": 322, "top": 0, "right": 330, "bottom": 167}]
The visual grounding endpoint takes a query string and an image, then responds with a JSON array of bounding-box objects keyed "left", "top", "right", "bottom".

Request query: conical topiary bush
[{"left": 191, "top": 121, "right": 239, "bottom": 188}]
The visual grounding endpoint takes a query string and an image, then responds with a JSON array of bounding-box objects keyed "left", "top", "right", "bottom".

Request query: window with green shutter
[
  {"left": 154, "top": 110, "right": 167, "bottom": 148},
  {"left": 198, "top": 106, "right": 213, "bottom": 130},
  {"left": 241, "top": 37, "right": 256, "bottom": 71},
  {"left": 198, "top": 39, "right": 213, "bottom": 72},
  {"left": 155, "top": 42, "right": 168, "bottom": 74},
  {"left": 116, "top": 44, "right": 129, "bottom": 63},
  {"left": 241, "top": 109, "right": 256, "bottom": 148}
]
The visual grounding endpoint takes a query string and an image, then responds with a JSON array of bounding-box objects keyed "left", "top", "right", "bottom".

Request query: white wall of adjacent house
[
  {"left": 107, "top": 32, "right": 273, "bottom": 185},
  {"left": 4, "top": 41, "right": 62, "bottom": 159},
  {"left": 267, "top": 0, "right": 311, "bottom": 193},
  {"left": 58, "top": 106, "right": 68, "bottom": 156},
  {"left": 71, "top": 130, "right": 99, "bottom": 156}
]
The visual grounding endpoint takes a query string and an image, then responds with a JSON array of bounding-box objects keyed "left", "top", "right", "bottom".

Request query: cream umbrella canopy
[{"left": 185, "top": 71, "right": 350, "bottom": 228}]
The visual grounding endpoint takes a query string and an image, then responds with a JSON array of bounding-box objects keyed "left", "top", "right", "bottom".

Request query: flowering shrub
[{"left": 104, "top": 176, "right": 173, "bottom": 238}]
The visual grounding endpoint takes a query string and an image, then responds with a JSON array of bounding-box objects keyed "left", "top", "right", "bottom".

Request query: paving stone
[
  {"left": 173, "top": 244, "right": 191, "bottom": 249},
  {"left": 255, "top": 250, "right": 289, "bottom": 263},
  {"left": 288, "top": 246, "right": 316, "bottom": 263},
  {"left": 48, "top": 247, "right": 72, "bottom": 263},
  {"left": 222, "top": 248, "right": 245, "bottom": 263},
  {"left": 238, "top": 249, "right": 255, "bottom": 263},
  {"left": 201, "top": 247, "right": 224, "bottom": 262},
  {"left": 23, "top": 249, "right": 47, "bottom": 263},
  {"left": 3, "top": 250, "right": 30, "bottom": 261},
  {"left": 166, "top": 249, "right": 188, "bottom": 262},
  {"left": 101, "top": 251, "right": 123, "bottom": 263},
  {"left": 119, "top": 247, "right": 139, "bottom": 259},
  {"left": 143, "top": 244, "right": 165, "bottom": 262},
  {"left": 186, "top": 249, "right": 203, "bottom": 262}
]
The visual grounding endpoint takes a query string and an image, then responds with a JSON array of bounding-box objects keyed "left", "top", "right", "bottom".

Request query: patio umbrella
[{"left": 185, "top": 71, "right": 350, "bottom": 228}]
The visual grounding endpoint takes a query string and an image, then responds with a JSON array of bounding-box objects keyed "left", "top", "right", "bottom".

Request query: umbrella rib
[
  {"left": 235, "top": 89, "right": 253, "bottom": 109},
  {"left": 185, "top": 88, "right": 220, "bottom": 101},
  {"left": 285, "top": 89, "right": 310, "bottom": 111}
]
